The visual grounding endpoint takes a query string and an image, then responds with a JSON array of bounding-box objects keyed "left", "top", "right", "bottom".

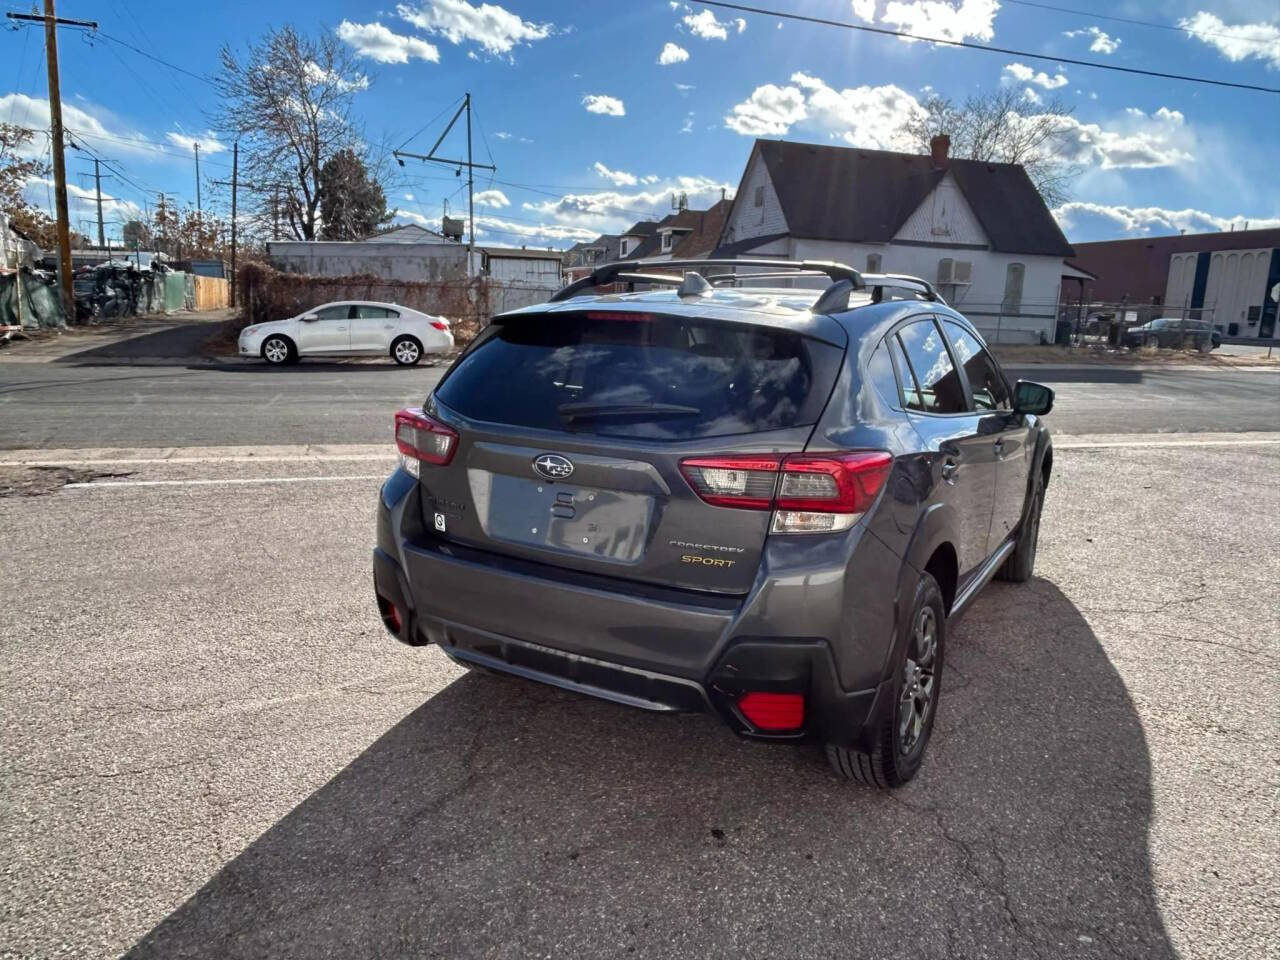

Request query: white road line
[
  {"left": 1056, "top": 438, "right": 1280, "bottom": 449},
  {"left": 65, "top": 475, "right": 387, "bottom": 489}
]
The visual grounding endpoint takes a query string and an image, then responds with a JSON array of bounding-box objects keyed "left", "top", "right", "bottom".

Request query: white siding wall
[
  {"left": 792, "top": 240, "right": 1063, "bottom": 343},
  {"left": 893, "top": 173, "right": 987, "bottom": 246},
  {"left": 268, "top": 241, "right": 467, "bottom": 281},
  {"left": 482, "top": 254, "right": 561, "bottom": 288},
  {"left": 722, "top": 153, "right": 789, "bottom": 243},
  {"left": 1166, "top": 247, "right": 1276, "bottom": 336}
]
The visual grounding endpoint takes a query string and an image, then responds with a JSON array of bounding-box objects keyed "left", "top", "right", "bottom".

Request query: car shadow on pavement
[{"left": 126, "top": 578, "right": 1174, "bottom": 959}]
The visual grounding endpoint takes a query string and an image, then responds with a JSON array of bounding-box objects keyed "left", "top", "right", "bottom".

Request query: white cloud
[
  {"left": 0, "top": 94, "right": 162, "bottom": 161},
  {"left": 165, "top": 131, "right": 227, "bottom": 154},
  {"left": 475, "top": 214, "right": 599, "bottom": 245},
  {"left": 593, "top": 162, "right": 638, "bottom": 186},
  {"left": 1064, "top": 26, "right": 1120, "bottom": 55},
  {"left": 736, "top": 17, "right": 747, "bottom": 33},
  {"left": 493, "top": 131, "right": 532, "bottom": 143},
  {"left": 404, "top": 192, "right": 415, "bottom": 200},
  {"left": 725, "top": 73, "right": 924, "bottom": 149},
  {"left": 1003, "top": 62, "right": 1068, "bottom": 89},
  {"left": 878, "top": 0, "right": 1000, "bottom": 43},
  {"left": 1053, "top": 202, "right": 1280, "bottom": 237},
  {"left": 641, "top": 175, "right": 660, "bottom": 184},
  {"left": 396, "top": 0, "right": 553, "bottom": 57},
  {"left": 1022, "top": 87, "right": 1042, "bottom": 104},
  {"left": 724, "top": 83, "right": 809, "bottom": 135},
  {"left": 1042, "top": 106, "right": 1194, "bottom": 169},
  {"left": 521, "top": 175, "right": 734, "bottom": 235},
  {"left": 583, "top": 94, "right": 625, "bottom": 116},
  {"left": 683, "top": 8, "right": 731, "bottom": 40},
  {"left": 680, "top": 112, "right": 695, "bottom": 134},
  {"left": 1177, "top": 12, "right": 1280, "bottom": 69},
  {"left": 658, "top": 42, "right": 690, "bottom": 65},
  {"left": 336, "top": 20, "right": 440, "bottom": 63},
  {"left": 24, "top": 178, "right": 142, "bottom": 227},
  {"left": 674, "top": 82, "right": 696, "bottom": 93},
  {"left": 304, "top": 60, "right": 370, "bottom": 91},
  {"left": 472, "top": 188, "right": 510, "bottom": 207},
  {"left": 850, "top": 0, "right": 877, "bottom": 21}
]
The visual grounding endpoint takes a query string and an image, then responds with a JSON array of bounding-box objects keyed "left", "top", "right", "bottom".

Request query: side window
[
  {"left": 895, "top": 318, "right": 969, "bottom": 415},
  {"left": 356, "top": 305, "right": 396, "bottom": 319},
  {"left": 315, "top": 305, "right": 351, "bottom": 320},
  {"left": 619, "top": 239, "right": 629, "bottom": 257},
  {"left": 866, "top": 253, "right": 882, "bottom": 273},
  {"left": 942, "top": 320, "right": 1009, "bottom": 412},
  {"left": 1002, "top": 262, "right": 1025, "bottom": 315},
  {"left": 866, "top": 340, "right": 900, "bottom": 409},
  {"left": 753, "top": 185, "right": 765, "bottom": 207}
]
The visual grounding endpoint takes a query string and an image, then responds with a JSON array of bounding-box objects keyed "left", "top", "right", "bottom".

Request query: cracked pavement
[{"left": 1, "top": 439, "right": 1276, "bottom": 959}]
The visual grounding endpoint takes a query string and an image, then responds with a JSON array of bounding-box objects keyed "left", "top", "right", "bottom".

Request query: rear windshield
[{"left": 434, "top": 313, "right": 843, "bottom": 440}]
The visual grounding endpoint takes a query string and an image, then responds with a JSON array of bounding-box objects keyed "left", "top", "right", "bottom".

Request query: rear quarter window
[{"left": 434, "top": 313, "right": 843, "bottom": 440}]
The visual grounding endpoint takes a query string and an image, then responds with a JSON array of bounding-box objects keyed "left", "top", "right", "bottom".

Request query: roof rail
[
  {"left": 705, "top": 271, "right": 831, "bottom": 284},
  {"left": 811, "top": 272, "right": 942, "bottom": 314},
  {"left": 549, "top": 257, "right": 863, "bottom": 302}
]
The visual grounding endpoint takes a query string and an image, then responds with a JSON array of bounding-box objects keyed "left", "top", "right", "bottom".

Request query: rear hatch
[{"left": 407, "top": 308, "right": 846, "bottom": 595}]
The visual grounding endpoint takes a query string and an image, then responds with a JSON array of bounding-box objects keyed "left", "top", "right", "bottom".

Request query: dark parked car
[
  {"left": 373, "top": 259, "right": 1055, "bottom": 787},
  {"left": 1124, "top": 317, "right": 1220, "bottom": 351}
]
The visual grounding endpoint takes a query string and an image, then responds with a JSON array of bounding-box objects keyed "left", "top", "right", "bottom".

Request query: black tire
[
  {"left": 998, "top": 471, "right": 1044, "bottom": 583},
  {"left": 261, "top": 335, "right": 295, "bottom": 366},
  {"left": 826, "top": 574, "right": 945, "bottom": 788},
  {"left": 391, "top": 335, "right": 423, "bottom": 366}
]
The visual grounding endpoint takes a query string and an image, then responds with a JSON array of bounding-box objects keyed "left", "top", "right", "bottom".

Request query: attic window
[
  {"left": 619, "top": 238, "right": 629, "bottom": 256},
  {"left": 753, "top": 186, "right": 764, "bottom": 208},
  {"left": 661, "top": 232, "right": 673, "bottom": 252}
]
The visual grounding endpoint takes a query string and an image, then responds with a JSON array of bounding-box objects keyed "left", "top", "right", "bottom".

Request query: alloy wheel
[
  {"left": 898, "top": 605, "right": 938, "bottom": 754},
  {"left": 395, "top": 340, "right": 420, "bottom": 364},
  {"left": 264, "top": 338, "right": 288, "bottom": 364}
]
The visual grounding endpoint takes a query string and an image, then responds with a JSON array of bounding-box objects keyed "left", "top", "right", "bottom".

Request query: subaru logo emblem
[{"left": 533, "top": 454, "right": 574, "bottom": 481}]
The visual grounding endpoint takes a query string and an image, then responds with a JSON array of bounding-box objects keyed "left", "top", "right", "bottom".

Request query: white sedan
[{"left": 238, "top": 301, "right": 454, "bottom": 366}]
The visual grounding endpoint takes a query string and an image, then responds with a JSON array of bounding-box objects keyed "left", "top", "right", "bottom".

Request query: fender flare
[
  {"left": 879, "top": 502, "right": 959, "bottom": 683},
  {"left": 1016, "top": 427, "right": 1053, "bottom": 530}
]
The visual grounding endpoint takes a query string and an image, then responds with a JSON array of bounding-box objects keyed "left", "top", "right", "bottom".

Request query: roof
[
  {"left": 620, "top": 220, "right": 659, "bottom": 239},
  {"left": 711, "top": 232, "right": 789, "bottom": 258},
  {"left": 747, "top": 139, "right": 1074, "bottom": 257},
  {"left": 366, "top": 223, "right": 446, "bottom": 243},
  {"left": 672, "top": 199, "right": 732, "bottom": 259}
]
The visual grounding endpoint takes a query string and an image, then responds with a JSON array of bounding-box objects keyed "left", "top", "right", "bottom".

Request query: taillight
[
  {"left": 429, "top": 320, "right": 449, "bottom": 331},
  {"left": 679, "top": 451, "right": 892, "bottom": 534},
  {"left": 395, "top": 407, "right": 457, "bottom": 476}
]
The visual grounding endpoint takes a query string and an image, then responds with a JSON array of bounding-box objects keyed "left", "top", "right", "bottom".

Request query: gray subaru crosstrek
[{"left": 373, "top": 259, "right": 1054, "bottom": 787}]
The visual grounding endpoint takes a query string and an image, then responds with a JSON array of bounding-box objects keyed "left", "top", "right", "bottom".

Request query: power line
[
  {"left": 999, "top": 0, "right": 1280, "bottom": 49},
  {"left": 94, "top": 30, "right": 216, "bottom": 88},
  {"left": 698, "top": 0, "right": 1280, "bottom": 95}
]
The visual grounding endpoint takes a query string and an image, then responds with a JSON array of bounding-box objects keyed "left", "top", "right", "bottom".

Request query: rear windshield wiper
[{"left": 557, "top": 401, "right": 701, "bottom": 421}]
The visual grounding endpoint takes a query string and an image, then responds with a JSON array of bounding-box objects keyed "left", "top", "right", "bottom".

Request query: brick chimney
[{"left": 930, "top": 134, "right": 950, "bottom": 170}]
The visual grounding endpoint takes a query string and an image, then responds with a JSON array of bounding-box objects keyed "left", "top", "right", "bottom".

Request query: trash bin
[{"left": 1055, "top": 319, "right": 1071, "bottom": 345}]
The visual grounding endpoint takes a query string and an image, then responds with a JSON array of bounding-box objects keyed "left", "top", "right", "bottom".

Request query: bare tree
[
  {"left": 214, "top": 26, "right": 370, "bottom": 241},
  {"left": 906, "top": 89, "right": 1081, "bottom": 208}
]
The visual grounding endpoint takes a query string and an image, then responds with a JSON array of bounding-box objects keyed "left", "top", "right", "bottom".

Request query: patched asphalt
[{"left": 1, "top": 437, "right": 1276, "bottom": 959}]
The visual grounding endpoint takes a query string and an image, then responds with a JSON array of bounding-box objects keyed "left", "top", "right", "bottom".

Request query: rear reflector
[
  {"left": 395, "top": 407, "right": 458, "bottom": 468},
  {"left": 679, "top": 451, "right": 893, "bottom": 532},
  {"left": 737, "top": 691, "right": 805, "bottom": 731}
]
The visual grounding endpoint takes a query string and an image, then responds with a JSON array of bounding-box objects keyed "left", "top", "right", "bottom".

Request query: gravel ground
[{"left": 1, "top": 438, "right": 1276, "bottom": 959}]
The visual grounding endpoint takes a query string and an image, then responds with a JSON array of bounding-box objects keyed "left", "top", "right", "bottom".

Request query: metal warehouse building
[{"left": 1070, "top": 228, "right": 1280, "bottom": 339}]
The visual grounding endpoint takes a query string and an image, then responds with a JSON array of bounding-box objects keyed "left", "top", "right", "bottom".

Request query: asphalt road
[
  {"left": 2, "top": 437, "right": 1276, "bottom": 958},
  {"left": 1, "top": 359, "right": 1277, "bottom": 450}
]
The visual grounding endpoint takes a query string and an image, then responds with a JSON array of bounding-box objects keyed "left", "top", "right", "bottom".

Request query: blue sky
[{"left": 3, "top": 0, "right": 1278, "bottom": 248}]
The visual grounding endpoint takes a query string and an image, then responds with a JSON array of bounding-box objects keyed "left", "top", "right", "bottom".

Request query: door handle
[
  {"left": 941, "top": 459, "right": 960, "bottom": 483},
  {"left": 993, "top": 437, "right": 1005, "bottom": 459}
]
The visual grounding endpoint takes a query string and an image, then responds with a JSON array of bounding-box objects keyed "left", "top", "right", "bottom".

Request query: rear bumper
[{"left": 373, "top": 473, "right": 894, "bottom": 748}]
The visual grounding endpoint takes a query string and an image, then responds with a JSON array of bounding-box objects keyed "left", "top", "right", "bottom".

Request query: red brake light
[
  {"left": 429, "top": 320, "right": 449, "bottom": 331},
  {"left": 395, "top": 408, "right": 457, "bottom": 467},
  {"left": 585, "top": 310, "right": 656, "bottom": 322},
  {"left": 738, "top": 691, "right": 805, "bottom": 731},
  {"left": 679, "top": 451, "right": 892, "bottom": 518}
]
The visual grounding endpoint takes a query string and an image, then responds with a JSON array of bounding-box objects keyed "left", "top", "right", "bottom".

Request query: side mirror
[
  {"left": 1012, "top": 380, "right": 1054, "bottom": 417},
  {"left": 300, "top": 314, "right": 319, "bottom": 322}
]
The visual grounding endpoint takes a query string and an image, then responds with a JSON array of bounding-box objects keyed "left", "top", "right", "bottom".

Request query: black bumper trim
[{"left": 437, "top": 623, "right": 711, "bottom": 713}]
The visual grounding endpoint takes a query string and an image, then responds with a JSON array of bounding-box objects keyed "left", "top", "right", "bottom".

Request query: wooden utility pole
[
  {"left": 92, "top": 157, "right": 104, "bottom": 248},
  {"left": 6, "top": 5, "right": 97, "bottom": 319},
  {"left": 465, "top": 92, "right": 475, "bottom": 266},
  {"left": 229, "top": 141, "right": 238, "bottom": 307},
  {"left": 194, "top": 142, "right": 201, "bottom": 214}
]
